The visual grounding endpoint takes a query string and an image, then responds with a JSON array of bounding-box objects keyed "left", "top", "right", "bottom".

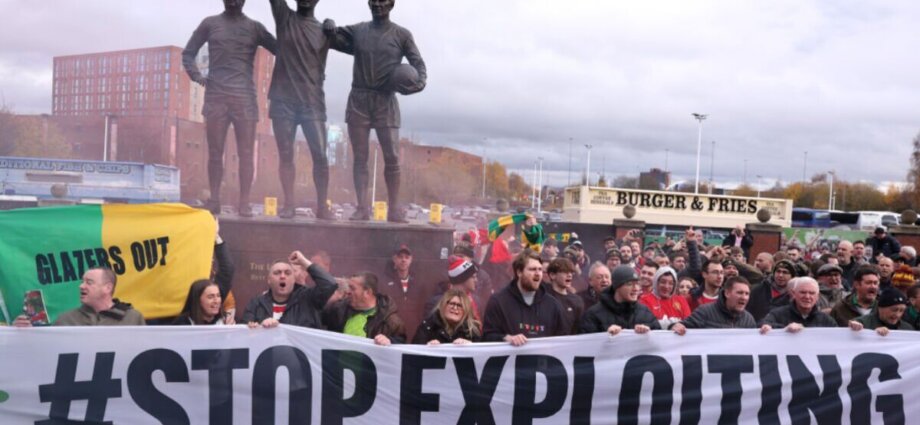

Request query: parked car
[{"left": 295, "top": 207, "right": 315, "bottom": 219}]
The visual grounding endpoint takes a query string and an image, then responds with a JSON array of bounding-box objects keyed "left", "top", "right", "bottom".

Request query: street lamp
[
  {"left": 828, "top": 171, "right": 835, "bottom": 210},
  {"left": 756, "top": 175, "right": 764, "bottom": 198},
  {"left": 481, "top": 141, "right": 487, "bottom": 199},
  {"left": 692, "top": 113, "right": 708, "bottom": 194},
  {"left": 743, "top": 159, "right": 748, "bottom": 185},
  {"left": 537, "top": 157, "right": 544, "bottom": 214},
  {"left": 584, "top": 144, "right": 593, "bottom": 187},
  {"left": 531, "top": 160, "right": 538, "bottom": 209}
]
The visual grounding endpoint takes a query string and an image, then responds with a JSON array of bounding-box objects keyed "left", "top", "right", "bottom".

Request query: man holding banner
[
  {"left": 580, "top": 265, "right": 660, "bottom": 335},
  {"left": 243, "top": 250, "right": 337, "bottom": 329},
  {"left": 482, "top": 250, "right": 568, "bottom": 346}
]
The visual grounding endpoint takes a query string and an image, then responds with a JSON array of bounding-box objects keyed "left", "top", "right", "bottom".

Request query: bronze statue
[
  {"left": 325, "top": 0, "right": 427, "bottom": 222},
  {"left": 182, "top": 0, "right": 277, "bottom": 217},
  {"left": 267, "top": 0, "right": 332, "bottom": 220}
]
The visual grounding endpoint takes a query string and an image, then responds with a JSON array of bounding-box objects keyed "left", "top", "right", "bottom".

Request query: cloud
[{"left": 1, "top": 0, "right": 918, "bottom": 187}]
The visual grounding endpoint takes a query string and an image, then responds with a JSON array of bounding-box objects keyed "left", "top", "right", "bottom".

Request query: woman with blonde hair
[{"left": 413, "top": 288, "right": 481, "bottom": 345}]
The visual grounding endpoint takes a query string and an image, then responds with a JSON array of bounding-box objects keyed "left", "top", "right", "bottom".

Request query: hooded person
[
  {"left": 580, "top": 265, "right": 660, "bottom": 335},
  {"left": 746, "top": 259, "right": 795, "bottom": 322},
  {"left": 639, "top": 266, "right": 691, "bottom": 329},
  {"left": 849, "top": 287, "right": 914, "bottom": 336}
]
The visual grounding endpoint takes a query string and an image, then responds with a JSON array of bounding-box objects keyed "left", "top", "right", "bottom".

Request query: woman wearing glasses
[{"left": 412, "top": 288, "right": 481, "bottom": 345}]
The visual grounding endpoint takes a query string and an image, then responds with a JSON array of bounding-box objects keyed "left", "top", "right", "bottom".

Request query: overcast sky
[{"left": 2, "top": 0, "right": 919, "bottom": 189}]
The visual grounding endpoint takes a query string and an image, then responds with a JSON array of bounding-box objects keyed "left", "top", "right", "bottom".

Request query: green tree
[
  {"left": 0, "top": 106, "right": 71, "bottom": 159},
  {"left": 508, "top": 172, "right": 531, "bottom": 202},
  {"left": 485, "top": 161, "right": 510, "bottom": 199}
]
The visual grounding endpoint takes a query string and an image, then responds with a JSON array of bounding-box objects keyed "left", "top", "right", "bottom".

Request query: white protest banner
[{"left": 0, "top": 327, "right": 915, "bottom": 424}]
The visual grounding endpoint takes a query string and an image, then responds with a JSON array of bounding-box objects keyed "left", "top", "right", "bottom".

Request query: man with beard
[
  {"left": 619, "top": 244, "right": 635, "bottom": 268},
  {"left": 183, "top": 0, "right": 277, "bottom": 216},
  {"left": 671, "top": 276, "right": 757, "bottom": 333},
  {"left": 580, "top": 265, "right": 660, "bottom": 335},
  {"left": 243, "top": 251, "right": 337, "bottom": 328},
  {"left": 545, "top": 257, "right": 585, "bottom": 335},
  {"left": 849, "top": 287, "right": 914, "bottom": 335},
  {"left": 482, "top": 251, "right": 568, "bottom": 346},
  {"left": 760, "top": 277, "right": 836, "bottom": 333},
  {"left": 266, "top": 0, "right": 333, "bottom": 219},
  {"left": 669, "top": 251, "right": 688, "bottom": 273},
  {"left": 325, "top": 0, "right": 427, "bottom": 222},
  {"left": 746, "top": 259, "right": 795, "bottom": 322},
  {"left": 830, "top": 266, "right": 880, "bottom": 326},
  {"left": 815, "top": 263, "right": 846, "bottom": 313},
  {"left": 577, "top": 262, "right": 612, "bottom": 310}
]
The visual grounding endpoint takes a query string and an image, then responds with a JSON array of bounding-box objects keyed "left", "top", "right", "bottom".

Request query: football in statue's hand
[{"left": 387, "top": 64, "right": 424, "bottom": 95}]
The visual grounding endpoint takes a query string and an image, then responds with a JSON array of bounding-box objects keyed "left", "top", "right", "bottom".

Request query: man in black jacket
[
  {"left": 672, "top": 276, "right": 757, "bottom": 334},
  {"left": 482, "top": 251, "right": 568, "bottom": 346},
  {"left": 243, "top": 250, "right": 337, "bottom": 329},
  {"left": 760, "top": 277, "right": 837, "bottom": 333},
  {"left": 580, "top": 265, "right": 660, "bottom": 335}
]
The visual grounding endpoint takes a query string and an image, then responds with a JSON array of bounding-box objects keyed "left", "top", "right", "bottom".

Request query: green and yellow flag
[
  {"left": 487, "top": 213, "right": 546, "bottom": 252},
  {"left": 0, "top": 203, "right": 215, "bottom": 323}
]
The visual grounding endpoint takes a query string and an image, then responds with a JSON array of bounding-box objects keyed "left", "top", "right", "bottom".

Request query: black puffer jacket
[
  {"left": 760, "top": 303, "right": 838, "bottom": 328},
  {"left": 241, "top": 264, "right": 337, "bottom": 328},
  {"left": 579, "top": 288, "right": 660, "bottom": 334},
  {"left": 412, "top": 312, "right": 481, "bottom": 344},
  {"left": 680, "top": 291, "right": 756, "bottom": 329}
]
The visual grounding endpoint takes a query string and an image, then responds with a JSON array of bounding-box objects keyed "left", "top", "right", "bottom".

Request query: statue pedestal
[
  {"left": 220, "top": 216, "right": 454, "bottom": 315},
  {"left": 889, "top": 225, "right": 920, "bottom": 252},
  {"left": 745, "top": 223, "right": 783, "bottom": 262},
  {"left": 613, "top": 219, "right": 647, "bottom": 244}
]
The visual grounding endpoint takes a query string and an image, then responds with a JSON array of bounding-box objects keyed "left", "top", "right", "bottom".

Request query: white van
[{"left": 855, "top": 211, "right": 900, "bottom": 231}]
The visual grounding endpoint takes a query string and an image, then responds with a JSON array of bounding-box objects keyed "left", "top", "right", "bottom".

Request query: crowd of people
[{"left": 10, "top": 220, "right": 920, "bottom": 347}]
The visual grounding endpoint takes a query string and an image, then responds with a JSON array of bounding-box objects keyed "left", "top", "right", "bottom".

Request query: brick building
[{"left": 52, "top": 45, "right": 273, "bottom": 135}]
